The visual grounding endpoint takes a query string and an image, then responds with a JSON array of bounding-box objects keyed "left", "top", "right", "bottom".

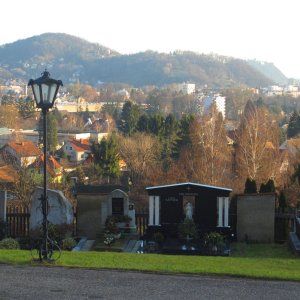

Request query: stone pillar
[
  {"left": 154, "top": 196, "right": 160, "bottom": 225},
  {"left": 217, "top": 197, "right": 223, "bottom": 227},
  {"left": 224, "top": 197, "right": 229, "bottom": 227},
  {"left": 149, "top": 196, "right": 154, "bottom": 225}
]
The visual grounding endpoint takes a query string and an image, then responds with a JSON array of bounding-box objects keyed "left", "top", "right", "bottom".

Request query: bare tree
[
  {"left": 234, "top": 103, "right": 282, "bottom": 191},
  {"left": 0, "top": 159, "right": 39, "bottom": 209},
  {"left": 0, "top": 105, "right": 19, "bottom": 129},
  {"left": 119, "top": 132, "right": 161, "bottom": 185},
  {"left": 189, "top": 105, "right": 232, "bottom": 186}
]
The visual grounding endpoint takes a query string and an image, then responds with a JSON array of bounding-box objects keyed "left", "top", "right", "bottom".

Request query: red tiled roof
[
  {"left": 5, "top": 140, "right": 40, "bottom": 157},
  {"left": 265, "top": 141, "right": 275, "bottom": 150},
  {"left": 31, "top": 155, "right": 63, "bottom": 177},
  {"left": 0, "top": 165, "right": 16, "bottom": 183},
  {"left": 69, "top": 139, "right": 91, "bottom": 152}
]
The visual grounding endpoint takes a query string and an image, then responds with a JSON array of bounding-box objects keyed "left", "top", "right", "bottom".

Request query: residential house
[
  {"left": 279, "top": 138, "right": 300, "bottom": 173},
  {"left": 0, "top": 165, "right": 17, "bottom": 221},
  {"left": 1, "top": 140, "right": 40, "bottom": 167},
  {"left": 63, "top": 139, "right": 91, "bottom": 163},
  {"left": 29, "top": 154, "right": 64, "bottom": 183}
]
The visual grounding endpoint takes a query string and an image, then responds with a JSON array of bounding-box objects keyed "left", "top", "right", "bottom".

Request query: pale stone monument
[
  {"left": 185, "top": 202, "right": 193, "bottom": 220},
  {"left": 30, "top": 187, "right": 74, "bottom": 230}
]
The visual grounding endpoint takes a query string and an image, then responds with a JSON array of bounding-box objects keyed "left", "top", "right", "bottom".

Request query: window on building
[{"left": 6, "top": 192, "right": 16, "bottom": 201}]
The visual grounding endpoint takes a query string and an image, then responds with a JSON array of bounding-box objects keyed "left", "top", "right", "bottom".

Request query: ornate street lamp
[{"left": 28, "top": 70, "right": 63, "bottom": 261}]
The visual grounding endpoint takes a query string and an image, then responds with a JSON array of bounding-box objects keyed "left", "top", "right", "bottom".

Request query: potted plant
[
  {"left": 114, "top": 215, "right": 132, "bottom": 230},
  {"left": 204, "top": 232, "right": 225, "bottom": 254}
]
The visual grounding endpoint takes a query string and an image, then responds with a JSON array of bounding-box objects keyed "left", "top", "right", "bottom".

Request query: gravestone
[{"left": 30, "top": 187, "right": 74, "bottom": 230}]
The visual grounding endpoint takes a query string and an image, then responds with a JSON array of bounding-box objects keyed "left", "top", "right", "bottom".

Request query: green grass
[{"left": 0, "top": 243, "right": 299, "bottom": 281}]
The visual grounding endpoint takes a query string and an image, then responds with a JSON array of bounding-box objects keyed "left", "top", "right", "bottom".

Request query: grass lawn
[{"left": 0, "top": 242, "right": 299, "bottom": 281}]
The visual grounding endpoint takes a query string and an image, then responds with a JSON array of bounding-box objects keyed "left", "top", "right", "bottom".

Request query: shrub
[
  {"left": 48, "top": 223, "right": 74, "bottom": 244},
  {"left": 62, "top": 237, "right": 76, "bottom": 250},
  {"left": 244, "top": 178, "right": 257, "bottom": 193},
  {"left": 178, "top": 218, "right": 198, "bottom": 240},
  {"left": 260, "top": 179, "right": 275, "bottom": 193},
  {"left": 105, "top": 216, "right": 119, "bottom": 234},
  {"left": 153, "top": 232, "right": 164, "bottom": 244},
  {"left": 29, "top": 223, "right": 74, "bottom": 247},
  {"left": 204, "top": 232, "right": 225, "bottom": 248},
  {"left": 0, "top": 238, "right": 20, "bottom": 249}
]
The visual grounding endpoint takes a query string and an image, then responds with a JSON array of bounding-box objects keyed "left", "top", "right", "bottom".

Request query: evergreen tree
[
  {"left": 259, "top": 182, "right": 267, "bottom": 193},
  {"left": 255, "top": 97, "right": 264, "bottom": 108},
  {"left": 119, "top": 100, "right": 140, "bottom": 136},
  {"left": 161, "top": 114, "right": 179, "bottom": 171},
  {"left": 18, "top": 97, "right": 35, "bottom": 119},
  {"left": 137, "top": 114, "right": 150, "bottom": 133},
  {"left": 265, "top": 179, "right": 275, "bottom": 192},
  {"left": 92, "top": 133, "right": 120, "bottom": 183},
  {"left": 177, "top": 114, "right": 195, "bottom": 152},
  {"left": 287, "top": 110, "right": 300, "bottom": 138},
  {"left": 244, "top": 178, "right": 257, "bottom": 193},
  {"left": 148, "top": 113, "right": 165, "bottom": 138}
]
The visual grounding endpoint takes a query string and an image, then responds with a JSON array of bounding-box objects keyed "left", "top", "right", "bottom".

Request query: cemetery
[{"left": 0, "top": 180, "right": 298, "bottom": 258}]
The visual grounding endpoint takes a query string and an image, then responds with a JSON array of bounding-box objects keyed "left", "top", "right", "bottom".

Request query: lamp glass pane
[
  {"left": 41, "top": 84, "right": 50, "bottom": 103},
  {"left": 49, "top": 83, "right": 57, "bottom": 104},
  {"left": 32, "top": 84, "right": 41, "bottom": 104}
]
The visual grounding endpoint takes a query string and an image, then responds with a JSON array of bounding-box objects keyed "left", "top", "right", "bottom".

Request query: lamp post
[{"left": 28, "top": 70, "right": 63, "bottom": 261}]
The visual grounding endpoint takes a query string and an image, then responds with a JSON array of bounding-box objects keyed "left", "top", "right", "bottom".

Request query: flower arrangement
[
  {"left": 103, "top": 233, "right": 115, "bottom": 247},
  {"left": 204, "top": 232, "right": 225, "bottom": 253}
]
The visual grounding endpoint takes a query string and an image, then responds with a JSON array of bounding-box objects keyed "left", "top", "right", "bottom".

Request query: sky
[{"left": 2, "top": 0, "right": 300, "bottom": 78}]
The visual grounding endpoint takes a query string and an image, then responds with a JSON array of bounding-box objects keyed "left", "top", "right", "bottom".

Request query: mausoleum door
[
  {"left": 112, "top": 198, "right": 124, "bottom": 216},
  {"left": 161, "top": 196, "right": 183, "bottom": 224}
]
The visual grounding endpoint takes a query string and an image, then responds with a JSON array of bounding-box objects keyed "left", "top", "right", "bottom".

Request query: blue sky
[{"left": 2, "top": 0, "right": 300, "bottom": 78}]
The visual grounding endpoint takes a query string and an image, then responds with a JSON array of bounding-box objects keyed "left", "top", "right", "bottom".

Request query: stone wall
[{"left": 237, "top": 193, "right": 276, "bottom": 242}]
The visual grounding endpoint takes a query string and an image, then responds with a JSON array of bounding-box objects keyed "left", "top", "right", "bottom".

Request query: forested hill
[
  {"left": 0, "top": 33, "right": 277, "bottom": 87},
  {"left": 88, "top": 51, "right": 273, "bottom": 87},
  {"left": 247, "top": 59, "right": 287, "bottom": 85}
]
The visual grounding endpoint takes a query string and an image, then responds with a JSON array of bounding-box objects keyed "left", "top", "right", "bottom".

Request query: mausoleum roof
[{"left": 146, "top": 182, "right": 232, "bottom": 192}]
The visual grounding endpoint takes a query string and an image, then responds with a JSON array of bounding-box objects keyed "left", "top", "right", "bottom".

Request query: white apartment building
[
  {"left": 203, "top": 94, "right": 226, "bottom": 118},
  {"left": 175, "top": 83, "right": 196, "bottom": 94}
]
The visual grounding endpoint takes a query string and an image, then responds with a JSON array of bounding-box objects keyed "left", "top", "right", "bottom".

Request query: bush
[
  {"left": 105, "top": 216, "right": 119, "bottom": 234},
  {"left": 178, "top": 218, "right": 198, "bottom": 240},
  {"left": 62, "top": 237, "right": 76, "bottom": 250},
  {"left": 244, "top": 178, "right": 257, "bottom": 193},
  {"left": 204, "top": 232, "right": 225, "bottom": 248},
  {"left": 153, "top": 232, "right": 164, "bottom": 244},
  {"left": 260, "top": 179, "right": 276, "bottom": 193},
  {"left": 48, "top": 223, "right": 74, "bottom": 244},
  {"left": 0, "top": 238, "right": 20, "bottom": 249},
  {"left": 29, "top": 223, "right": 74, "bottom": 247}
]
